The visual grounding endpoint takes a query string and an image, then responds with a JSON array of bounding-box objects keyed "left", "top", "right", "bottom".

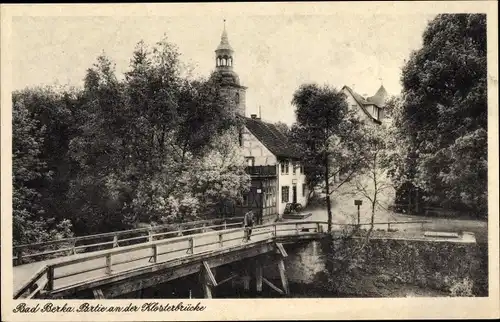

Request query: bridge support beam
[
  {"left": 277, "top": 257, "right": 289, "bottom": 295},
  {"left": 93, "top": 288, "right": 105, "bottom": 299},
  {"left": 262, "top": 277, "right": 284, "bottom": 295},
  {"left": 200, "top": 261, "right": 217, "bottom": 299},
  {"left": 255, "top": 260, "right": 263, "bottom": 293},
  {"left": 242, "top": 274, "right": 251, "bottom": 291}
]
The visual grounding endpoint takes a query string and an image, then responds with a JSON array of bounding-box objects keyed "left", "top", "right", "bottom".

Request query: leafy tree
[
  {"left": 274, "top": 121, "right": 290, "bottom": 136},
  {"left": 352, "top": 123, "right": 395, "bottom": 229},
  {"left": 67, "top": 37, "right": 248, "bottom": 230},
  {"left": 68, "top": 53, "right": 130, "bottom": 234},
  {"left": 13, "top": 35, "right": 251, "bottom": 242},
  {"left": 12, "top": 91, "right": 74, "bottom": 245},
  {"left": 290, "top": 84, "right": 368, "bottom": 232},
  {"left": 398, "top": 13, "right": 487, "bottom": 217},
  {"left": 13, "top": 86, "right": 82, "bottom": 228}
]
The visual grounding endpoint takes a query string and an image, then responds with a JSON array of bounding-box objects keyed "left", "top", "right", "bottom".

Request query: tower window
[{"left": 235, "top": 93, "right": 240, "bottom": 105}]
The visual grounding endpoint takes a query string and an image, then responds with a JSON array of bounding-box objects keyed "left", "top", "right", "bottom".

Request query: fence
[
  {"left": 14, "top": 220, "right": 326, "bottom": 299},
  {"left": 13, "top": 217, "right": 244, "bottom": 266}
]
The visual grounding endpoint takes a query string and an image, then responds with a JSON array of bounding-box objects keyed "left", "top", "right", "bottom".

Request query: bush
[{"left": 449, "top": 277, "right": 474, "bottom": 297}]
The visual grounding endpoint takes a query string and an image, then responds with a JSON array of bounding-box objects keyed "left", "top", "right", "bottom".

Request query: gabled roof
[
  {"left": 243, "top": 116, "right": 301, "bottom": 159},
  {"left": 342, "top": 86, "right": 382, "bottom": 124},
  {"left": 367, "top": 85, "right": 388, "bottom": 107}
]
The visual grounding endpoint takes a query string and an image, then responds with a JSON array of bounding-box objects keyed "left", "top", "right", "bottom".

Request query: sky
[{"left": 11, "top": 12, "right": 436, "bottom": 125}]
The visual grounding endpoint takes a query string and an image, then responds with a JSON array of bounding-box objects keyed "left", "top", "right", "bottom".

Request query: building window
[
  {"left": 242, "top": 194, "right": 248, "bottom": 206},
  {"left": 235, "top": 92, "right": 240, "bottom": 105},
  {"left": 245, "top": 157, "right": 255, "bottom": 167},
  {"left": 292, "top": 162, "right": 296, "bottom": 174},
  {"left": 281, "top": 186, "right": 289, "bottom": 203},
  {"left": 299, "top": 164, "right": 303, "bottom": 174},
  {"left": 302, "top": 184, "right": 306, "bottom": 197},
  {"left": 281, "top": 160, "right": 289, "bottom": 175}
]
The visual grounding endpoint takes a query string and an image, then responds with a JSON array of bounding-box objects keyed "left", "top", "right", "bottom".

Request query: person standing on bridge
[{"left": 243, "top": 210, "right": 255, "bottom": 241}]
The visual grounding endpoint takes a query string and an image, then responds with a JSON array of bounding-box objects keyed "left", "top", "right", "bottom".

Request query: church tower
[{"left": 215, "top": 21, "right": 247, "bottom": 116}]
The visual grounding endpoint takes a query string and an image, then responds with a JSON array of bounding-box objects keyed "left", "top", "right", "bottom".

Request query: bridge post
[
  {"left": 47, "top": 266, "right": 54, "bottom": 292},
  {"left": 151, "top": 244, "right": 158, "bottom": 263},
  {"left": 255, "top": 260, "right": 263, "bottom": 293},
  {"left": 70, "top": 238, "right": 77, "bottom": 255},
  {"left": 113, "top": 235, "right": 119, "bottom": 248},
  {"left": 188, "top": 238, "right": 194, "bottom": 254},
  {"left": 16, "top": 249, "right": 23, "bottom": 266},
  {"left": 218, "top": 233, "right": 223, "bottom": 247},
  {"left": 105, "top": 254, "right": 112, "bottom": 275},
  {"left": 242, "top": 273, "right": 250, "bottom": 291}
]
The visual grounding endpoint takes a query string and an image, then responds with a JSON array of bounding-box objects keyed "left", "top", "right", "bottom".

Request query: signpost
[{"left": 354, "top": 199, "right": 362, "bottom": 225}]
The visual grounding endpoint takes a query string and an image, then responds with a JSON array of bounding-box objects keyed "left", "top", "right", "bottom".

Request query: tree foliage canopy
[
  {"left": 395, "top": 13, "right": 487, "bottom": 217},
  {"left": 12, "top": 36, "right": 250, "bottom": 244},
  {"left": 290, "top": 84, "right": 369, "bottom": 230}
]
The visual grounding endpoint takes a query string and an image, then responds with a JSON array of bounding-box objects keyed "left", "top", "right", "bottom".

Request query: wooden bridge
[{"left": 13, "top": 218, "right": 430, "bottom": 299}]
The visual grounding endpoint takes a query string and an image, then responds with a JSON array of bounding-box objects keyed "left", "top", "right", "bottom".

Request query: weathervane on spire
[{"left": 378, "top": 77, "right": 383, "bottom": 85}]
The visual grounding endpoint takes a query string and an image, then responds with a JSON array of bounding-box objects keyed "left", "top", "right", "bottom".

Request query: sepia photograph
[{"left": 1, "top": 2, "right": 499, "bottom": 321}]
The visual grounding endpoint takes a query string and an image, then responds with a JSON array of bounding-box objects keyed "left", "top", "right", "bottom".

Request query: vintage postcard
[{"left": 1, "top": 2, "right": 499, "bottom": 321}]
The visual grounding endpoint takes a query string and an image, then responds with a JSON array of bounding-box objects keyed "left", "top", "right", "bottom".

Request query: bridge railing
[
  {"left": 13, "top": 217, "right": 244, "bottom": 266},
  {"left": 336, "top": 220, "right": 431, "bottom": 231},
  {"left": 14, "top": 220, "right": 326, "bottom": 299},
  {"left": 13, "top": 219, "right": 431, "bottom": 299}
]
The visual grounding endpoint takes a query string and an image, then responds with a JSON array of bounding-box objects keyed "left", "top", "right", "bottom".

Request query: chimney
[{"left": 251, "top": 114, "right": 257, "bottom": 119}]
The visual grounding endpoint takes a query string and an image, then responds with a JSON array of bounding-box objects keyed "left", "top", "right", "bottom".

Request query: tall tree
[
  {"left": 290, "top": 84, "right": 368, "bottom": 232},
  {"left": 68, "top": 53, "right": 129, "bottom": 234},
  {"left": 399, "top": 13, "right": 487, "bottom": 217},
  {"left": 352, "top": 123, "right": 394, "bottom": 229},
  {"left": 12, "top": 91, "right": 74, "bottom": 245}
]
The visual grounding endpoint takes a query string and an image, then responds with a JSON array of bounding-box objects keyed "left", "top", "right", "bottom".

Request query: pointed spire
[
  {"left": 216, "top": 19, "right": 233, "bottom": 52},
  {"left": 222, "top": 19, "right": 227, "bottom": 39}
]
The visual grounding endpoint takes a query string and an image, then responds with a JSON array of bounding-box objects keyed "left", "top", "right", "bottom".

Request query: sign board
[
  {"left": 256, "top": 189, "right": 262, "bottom": 194},
  {"left": 354, "top": 199, "right": 362, "bottom": 206}
]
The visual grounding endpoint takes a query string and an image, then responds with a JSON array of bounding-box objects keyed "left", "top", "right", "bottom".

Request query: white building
[
  {"left": 342, "top": 85, "right": 388, "bottom": 124},
  {"left": 242, "top": 115, "right": 308, "bottom": 217}
]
